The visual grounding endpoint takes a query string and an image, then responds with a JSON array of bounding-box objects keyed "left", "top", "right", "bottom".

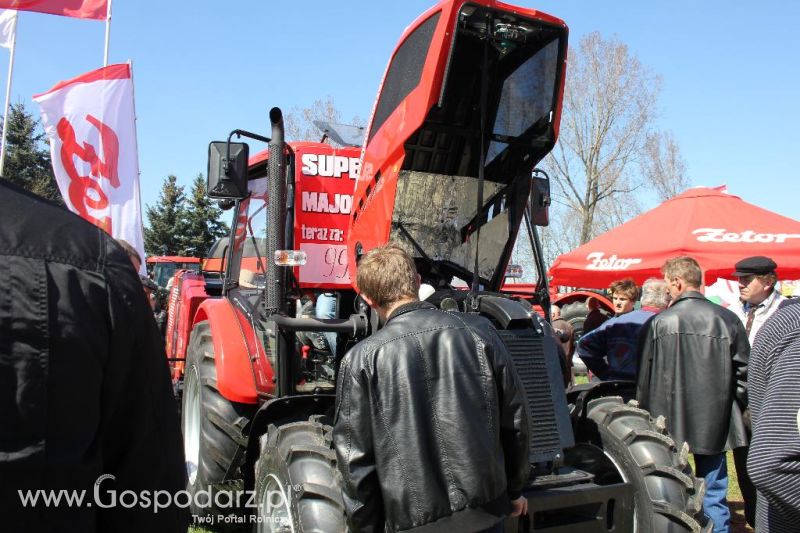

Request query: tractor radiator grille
[{"left": 496, "top": 329, "right": 568, "bottom": 463}]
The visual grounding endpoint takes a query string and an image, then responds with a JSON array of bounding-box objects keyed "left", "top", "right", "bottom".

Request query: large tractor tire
[
  {"left": 575, "top": 396, "right": 708, "bottom": 532},
  {"left": 559, "top": 300, "right": 589, "bottom": 338},
  {"left": 254, "top": 415, "right": 346, "bottom": 532},
  {"left": 182, "top": 321, "right": 256, "bottom": 516}
]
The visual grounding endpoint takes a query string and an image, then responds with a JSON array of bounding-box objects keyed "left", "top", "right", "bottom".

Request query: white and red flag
[
  {"left": 0, "top": 9, "right": 17, "bottom": 48},
  {"left": 0, "top": 0, "right": 106, "bottom": 20},
  {"left": 33, "top": 63, "right": 145, "bottom": 268}
]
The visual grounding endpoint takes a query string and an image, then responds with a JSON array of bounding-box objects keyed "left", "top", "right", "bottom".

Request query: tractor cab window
[
  {"left": 487, "top": 37, "right": 560, "bottom": 164},
  {"left": 230, "top": 177, "right": 269, "bottom": 290}
]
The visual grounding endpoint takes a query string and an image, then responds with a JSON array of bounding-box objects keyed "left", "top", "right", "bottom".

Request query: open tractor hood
[{"left": 348, "top": 0, "right": 567, "bottom": 290}]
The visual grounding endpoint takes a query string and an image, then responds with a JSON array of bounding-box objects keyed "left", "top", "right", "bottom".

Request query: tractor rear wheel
[
  {"left": 254, "top": 415, "right": 346, "bottom": 532},
  {"left": 560, "top": 300, "right": 589, "bottom": 337},
  {"left": 572, "top": 396, "right": 708, "bottom": 532},
  {"left": 182, "top": 321, "right": 256, "bottom": 516}
]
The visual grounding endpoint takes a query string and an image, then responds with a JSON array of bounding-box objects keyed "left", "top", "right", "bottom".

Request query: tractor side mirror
[
  {"left": 530, "top": 171, "right": 551, "bottom": 226},
  {"left": 208, "top": 141, "right": 249, "bottom": 200}
]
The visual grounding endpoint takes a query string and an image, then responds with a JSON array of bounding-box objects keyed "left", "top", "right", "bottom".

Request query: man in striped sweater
[{"left": 747, "top": 303, "right": 800, "bottom": 531}]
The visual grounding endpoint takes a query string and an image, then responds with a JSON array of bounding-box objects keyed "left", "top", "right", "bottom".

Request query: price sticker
[{"left": 298, "top": 243, "right": 350, "bottom": 285}]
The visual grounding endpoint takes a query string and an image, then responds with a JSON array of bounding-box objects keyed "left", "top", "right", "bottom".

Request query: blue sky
[{"left": 2, "top": 0, "right": 798, "bottom": 221}]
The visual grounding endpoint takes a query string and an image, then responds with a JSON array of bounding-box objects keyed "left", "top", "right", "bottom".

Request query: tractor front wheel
[
  {"left": 182, "top": 321, "right": 256, "bottom": 517},
  {"left": 254, "top": 415, "right": 346, "bottom": 532},
  {"left": 571, "top": 396, "right": 708, "bottom": 532}
]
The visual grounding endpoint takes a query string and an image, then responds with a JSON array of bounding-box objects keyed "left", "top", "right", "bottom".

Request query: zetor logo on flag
[
  {"left": 54, "top": 113, "right": 119, "bottom": 232},
  {"left": 33, "top": 63, "right": 145, "bottom": 263}
]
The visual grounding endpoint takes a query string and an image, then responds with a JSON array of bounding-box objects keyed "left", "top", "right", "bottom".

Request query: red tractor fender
[
  {"left": 192, "top": 298, "right": 259, "bottom": 405},
  {"left": 552, "top": 290, "right": 614, "bottom": 314}
]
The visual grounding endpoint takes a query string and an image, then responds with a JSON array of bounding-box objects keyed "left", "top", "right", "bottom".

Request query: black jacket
[
  {"left": 636, "top": 291, "right": 749, "bottom": 455},
  {"left": 0, "top": 180, "right": 189, "bottom": 532},
  {"left": 333, "top": 301, "right": 530, "bottom": 533}
]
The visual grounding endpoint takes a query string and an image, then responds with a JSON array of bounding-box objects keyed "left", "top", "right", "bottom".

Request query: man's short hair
[
  {"left": 641, "top": 277, "right": 670, "bottom": 309},
  {"left": 356, "top": 244, "right": 419, "bottom": 308},
  {"left": 609, "top": 278, "right": 640, "bottom": 301},
  {"left": 662, "top": 256, "right": 703, "bottom": 288},
  {"left": 757, "top": 272, "right": 778, "bottom": 288},
  {"left": 115, "top": 238, "right": 141, "bottom": 267}
]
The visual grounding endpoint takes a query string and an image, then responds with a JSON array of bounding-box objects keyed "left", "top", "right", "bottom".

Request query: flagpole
[
  {"left": 0, "top": 12, "right": 18, "bottom": 177},
  {"left": 103, "top": 0, "right": 112, "bottom": 66},
  {"left": 128, "top": 59, "right": 146, "bottom": 273}
]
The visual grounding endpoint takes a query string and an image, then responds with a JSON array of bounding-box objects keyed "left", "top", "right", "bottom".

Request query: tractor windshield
[
  {"left": 486, "top": 37, "right": 560, "bottom": 165},
  {"left": 152, "top": 261, "right": 200, "bottom": 288},
  {"left": 390, "top": 171, "right": 512, "bottom": 283}
]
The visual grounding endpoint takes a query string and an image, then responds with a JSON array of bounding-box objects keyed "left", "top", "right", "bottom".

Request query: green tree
[
  {"left": 144, "top": 175, "right": 188, "bottom": 256},
  {"left": 183, "top": 173, "right": 230, "bottom": 257},
  {"left": 2, "top": 102, "right": 62, "bottom": 204}
]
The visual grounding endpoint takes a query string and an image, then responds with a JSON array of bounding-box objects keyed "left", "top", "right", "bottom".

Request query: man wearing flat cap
[
  {"left": 732, "top": 256, "right": 785, "bottom": 345},
  {"left": 730, "top": 255, "right": 785, "bottom": 527}
]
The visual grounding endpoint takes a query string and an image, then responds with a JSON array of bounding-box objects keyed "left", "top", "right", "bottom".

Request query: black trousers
[{"left": 733, "top": 446, "right": 756, "bottom": 527}]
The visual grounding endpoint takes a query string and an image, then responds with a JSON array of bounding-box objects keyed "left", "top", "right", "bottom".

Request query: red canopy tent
[{"left": 548, "top": 187, "right": 800, "bottom": 288}]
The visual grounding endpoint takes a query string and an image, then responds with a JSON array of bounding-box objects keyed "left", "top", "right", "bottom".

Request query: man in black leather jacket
[
  {"left": 333, "top": 245, "right": 530, "bottom": 533},
  {"left": 0, "top": 179, "right": 189, "bottom": 532},
  {"left": 637, "top": 256, "right": 749, "bottom": 533}
]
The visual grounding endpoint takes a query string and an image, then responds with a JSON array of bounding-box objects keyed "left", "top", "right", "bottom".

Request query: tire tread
[
  {"left": 255, "top": 417, "right": 346, "bottom": 532},
  {"left": 585, "top": 396, "right": 706, "bottom": 531}
]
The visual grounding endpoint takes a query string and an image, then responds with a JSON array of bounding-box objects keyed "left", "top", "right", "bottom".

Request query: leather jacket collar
[
  {"left": 387, "top": 300, "right": 437, "bottom": 322},
  {"left": 672, "top": 290, "right": 705, "bottom": 305}
]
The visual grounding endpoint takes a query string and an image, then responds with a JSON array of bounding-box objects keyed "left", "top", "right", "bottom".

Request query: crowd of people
[
  {"left": 2, "top": 172, "right": 799, "bottom": 532},
  {"left": 552, "top": 254, "right": 799, "bottom": 532}
]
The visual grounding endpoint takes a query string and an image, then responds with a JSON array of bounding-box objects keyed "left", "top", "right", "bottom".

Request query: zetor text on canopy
[{"left": 171, "top": 1, "right": 707, "bottom": 531}]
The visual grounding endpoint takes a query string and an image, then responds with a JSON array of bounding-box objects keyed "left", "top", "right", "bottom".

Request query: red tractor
[
  {"left": 146, "top": 255, "right": 201, "bottom": 290},
  {"left": 177, "top": 1, "right": 706, "bottom": 531},
  {"left": 164, "top": 143, "right": 360, "bottom": 389}
]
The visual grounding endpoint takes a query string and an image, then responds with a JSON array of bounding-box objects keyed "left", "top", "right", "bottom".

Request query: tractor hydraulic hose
[{"left": 265, "top": 107, "right": 286, "bottom": 314}]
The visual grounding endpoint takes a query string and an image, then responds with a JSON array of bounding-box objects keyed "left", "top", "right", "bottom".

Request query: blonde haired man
[
  {"left": 637, "top": 256, "right": 749, "bottom": 533},
  {"left": 333, "top": 245, "right": 530, "bottom": 533}
]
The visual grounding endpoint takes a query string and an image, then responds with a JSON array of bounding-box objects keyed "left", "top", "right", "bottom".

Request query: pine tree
[
  {"left": 183, "top": 173, "right": 230, "bottom": 257},
  {"left": 2, "top": 102, "right": 62, "bottom": 204},
  {"left": 144, "top": 175, "right": 188, "bottom": 256}
]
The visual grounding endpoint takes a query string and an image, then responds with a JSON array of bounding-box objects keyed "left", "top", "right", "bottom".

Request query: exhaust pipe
[{"left": 265, "top": 107, "right": 286, "bottom": 313}]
